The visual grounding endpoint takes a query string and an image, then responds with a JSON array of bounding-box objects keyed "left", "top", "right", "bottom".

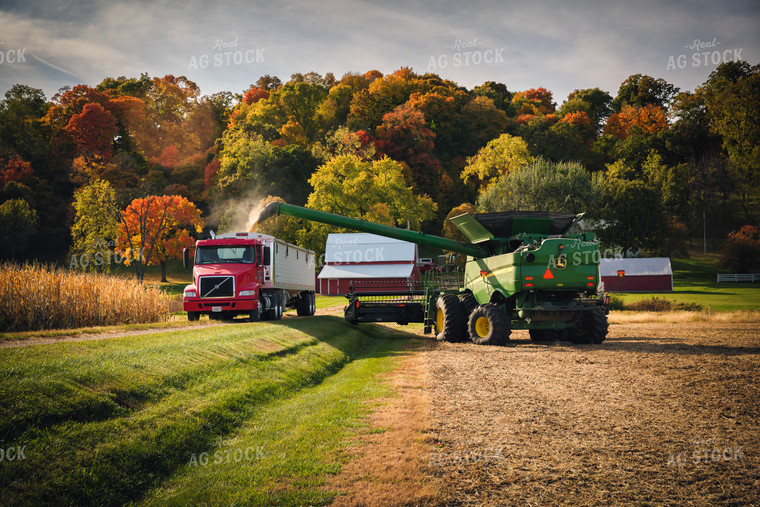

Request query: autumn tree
[
  {"left": 441, "top": 202, "right": 478, "bottom": 243},
  {"left": 65, "top": 103, "right": 118, "bottom": 160},
  {"left": 347, "top": 68, "right": 423, "bottom": 130},
  {"left": 561, "top": 88, "right": 613, "bottom": 133},
  {"left": 472, "top": 81, "right": 512, "bottom": 112},
  {"left": 604, "top": 104, "right": 669, "bottom": 139},
  {"left": 461, "top": 133, "right": 533, "bottom": 189},
  {"left": 375, "top": 103, "right": 441, "bottom": 193},
  {"left": 69, "top": 180, "right": 120, "bottom": 272},
  {"left": 511, "top": 87, "right": 556, "bottom": 118},
  {"left": 1, "top": 155, "right": 34, "bottom": 187},
  {"left": 116, "top": 195, "right": 203, "bottom": 283},
  {"left": 720, "top": 225, "right": 760, "bottom": 273}
]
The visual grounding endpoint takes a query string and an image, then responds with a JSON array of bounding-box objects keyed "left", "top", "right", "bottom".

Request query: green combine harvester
[{"left": 257, "top": 202, "right": 609, "bottom": 345}]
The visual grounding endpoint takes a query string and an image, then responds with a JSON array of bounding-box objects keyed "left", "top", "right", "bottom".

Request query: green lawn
[
  {"left": 610, "top": 252, "right": 760, "bottom": 312},
  {"left": 0, "top": 317, "right": 416, "bottom": 505}
]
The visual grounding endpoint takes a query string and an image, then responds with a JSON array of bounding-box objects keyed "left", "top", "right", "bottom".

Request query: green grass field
[
  {"left": 0, "top": 316, "right": 415, "bottom": 505},
  {"left": 609, "top": 252, "right": 760, "bottom": 312}
]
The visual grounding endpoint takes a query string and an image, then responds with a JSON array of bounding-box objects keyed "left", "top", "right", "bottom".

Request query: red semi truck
[{"left": 182, "top": 232, "right": 316, "bottom": 322}]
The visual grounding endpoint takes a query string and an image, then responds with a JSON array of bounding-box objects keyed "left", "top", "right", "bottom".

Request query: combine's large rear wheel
[
  {"left": 468, "top": 304, "right": 510, "bottom": 346},
  {"left": 568, "top": 307, "right": 608, "bottom": 344},
  {"left": 434, "top": 294, "right": 466, "bottom": 342}
]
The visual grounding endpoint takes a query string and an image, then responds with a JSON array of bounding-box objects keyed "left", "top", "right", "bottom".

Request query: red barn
[
  {"left": 600, "top": 257, "right": 673, "bottom": 292},
  {"left": 317, "top": 233, "right": 420, "bottom": 295}
]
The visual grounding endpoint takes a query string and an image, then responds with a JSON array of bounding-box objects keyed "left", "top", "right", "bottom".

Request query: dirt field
[
  {"left": 422, "top": 321, "right": 760, "bottom": 506},
  {"left": 333, "top": 319, "right": 759, "bottom": 506}
]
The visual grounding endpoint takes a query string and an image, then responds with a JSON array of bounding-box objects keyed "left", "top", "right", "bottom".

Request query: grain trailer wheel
[{"left": 468, "top": 304, "right": 510, "bottom": 346}]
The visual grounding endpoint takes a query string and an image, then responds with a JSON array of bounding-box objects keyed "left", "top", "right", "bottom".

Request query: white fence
[{"left": 717, "top": 273, "right": 760, "bottom": 283}]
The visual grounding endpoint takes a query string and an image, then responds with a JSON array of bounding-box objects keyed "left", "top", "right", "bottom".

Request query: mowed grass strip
[
  {"left": 0, "top": 321, "right": 316, "bottom": 441},
  {"left": 141, "top": 330, "right": 415, "bottom": 506},
  {"left": 0, "top": 316, "right": 405, "bottom": 506}
]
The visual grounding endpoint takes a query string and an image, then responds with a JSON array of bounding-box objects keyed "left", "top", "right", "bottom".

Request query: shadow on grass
[{"left": 0, "top": 315, "right": 423, "bottom": 507}]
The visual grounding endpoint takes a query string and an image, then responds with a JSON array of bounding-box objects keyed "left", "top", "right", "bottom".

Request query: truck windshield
[{"left": 195, "top": 246, "right": 256, "bottom": 265}]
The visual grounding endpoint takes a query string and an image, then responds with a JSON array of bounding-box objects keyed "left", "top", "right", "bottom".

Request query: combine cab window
[{"left": 195, "top": 246, "right": 256, "bottom": 265}]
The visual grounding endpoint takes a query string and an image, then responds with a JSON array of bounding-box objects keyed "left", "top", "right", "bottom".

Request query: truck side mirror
[
  {"left": 262, "top": 246, "right": 271, "bottom": 266},
  {"left": 183, "top": 248, "right": 192, "bottom": 269}
]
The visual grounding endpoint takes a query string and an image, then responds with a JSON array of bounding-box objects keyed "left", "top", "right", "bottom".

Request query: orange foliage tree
[
  {"left": 116, "top": 195, "right": 203, "bottom": 283},
  {"left": 604, "top": 104, "right": 669, "bottom": 139},
  {"left": 64, "top": 103, "right": 118, "bottom": 160}
]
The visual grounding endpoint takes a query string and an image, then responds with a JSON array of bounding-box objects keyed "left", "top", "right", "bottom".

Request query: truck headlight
[
  {"left": 239, "top": 290, "right": 255, "bottom": 297},
  {"left": 184, "top": 290, "right": 197, "bottom": 298}
]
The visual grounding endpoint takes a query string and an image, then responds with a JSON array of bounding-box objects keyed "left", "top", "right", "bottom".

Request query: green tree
[
  {"left": 461, "top": 133, "right": 533, "bottom": 189},
  {"left": 598, "top": 171, "right": 669, "bottom": 254},
  {"left": 215, "top": 131, "right": 319, "bottom": 205},
  {"left": 477, "top": 158, "right": 603, "bottom": 215},
  {"left": 0, "top": 198, "right": 38, "bottom": 259},
  {"left": 69, "top": 180, "right": 120, "bottom": 272},
  {"left": 701, "top": 61, "right": 760, "bottom": 220},
  {"left": 612, "top": 74, "right": 679, "bottom": 112},
  {"left": 302, "top": 155, "right": 437, "bottom": 253}
]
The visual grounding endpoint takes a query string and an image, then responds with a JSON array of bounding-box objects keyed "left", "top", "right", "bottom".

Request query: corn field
[{"left": 0, "top": 262, "right": 171, "bottom": 332}]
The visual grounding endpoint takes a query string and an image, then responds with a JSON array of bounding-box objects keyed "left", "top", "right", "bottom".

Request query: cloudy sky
[{"left": 0, "top": 0, "right": 758, "bottom": 102}]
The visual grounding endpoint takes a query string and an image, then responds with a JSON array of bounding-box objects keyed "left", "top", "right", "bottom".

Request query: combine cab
[{"left": 257, "top": 203, "right": 609, "bottom": 345}]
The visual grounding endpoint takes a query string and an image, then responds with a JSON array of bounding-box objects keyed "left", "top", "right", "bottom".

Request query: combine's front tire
[
  {"left": 468, "top": 304, "right": 510, "bottom": 346},
  {"left": 434, "top": 294, "right": 466, "bottom": 342},
  {"left": 568, "top": 307, "right": 608, "bottom": 344}
]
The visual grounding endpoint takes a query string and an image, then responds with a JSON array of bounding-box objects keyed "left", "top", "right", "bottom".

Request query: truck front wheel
[
  {"left": 249, "top": 301, "right": 263, "bottom": 322},
  {"left": 187, "top": 311, "right": 199, "bottom": 322},
  {"left": 468, "top": 304, "right": 510, "bottom": 346}
]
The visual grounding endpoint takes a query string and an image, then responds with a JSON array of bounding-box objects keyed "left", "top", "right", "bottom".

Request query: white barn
[{"left": 317, "top": 233, "right": 420, "bottom": 295}]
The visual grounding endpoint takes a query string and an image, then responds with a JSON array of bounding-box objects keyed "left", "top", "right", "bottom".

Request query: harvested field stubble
[
  {"left": 0, "top": 262, "right": 170, "bottom": 332},
  {"left": 424, "top": 322, "right": 760, "bottom": 505}
]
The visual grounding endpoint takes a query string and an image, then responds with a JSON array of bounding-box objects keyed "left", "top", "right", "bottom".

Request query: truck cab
[{"left": 182, "top": 232, "right": 316, "bottom": 322}]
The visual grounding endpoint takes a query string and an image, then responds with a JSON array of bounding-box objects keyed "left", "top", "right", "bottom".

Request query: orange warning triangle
[{"left": 543, "top": 268, "right": 554, "bottom": 279}]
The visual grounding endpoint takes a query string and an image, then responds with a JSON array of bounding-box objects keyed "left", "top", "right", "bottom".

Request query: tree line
[{"left": 0, "top": 62, "right": 758, "bottom": 275}]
